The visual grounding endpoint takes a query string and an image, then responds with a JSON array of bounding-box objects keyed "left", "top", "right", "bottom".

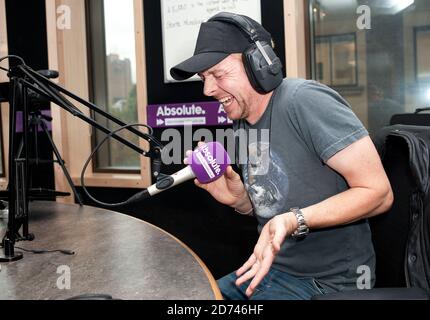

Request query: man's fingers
[
  {"left": 245, "top": 256, "right": 272, "bottom": 297},
  {"left": 184, "top": 150, "right": 193, "bottom": 165},
  {"left": 235, "top": 261, "right": 259, "bottom": 286},
  {"left": 225, "top": 166, "right": 233, "bottom": 177},
  {"left": 194, "top": 179, "right": 209, "bottom": 192},
  {"left": 225, "top": 166, "right": 239, "bottom": 180},
  {"left": 194, "top": 178, "right": 205, "bottom": 188},
  {"left": 236, "top": 254, "right": 256, "bottom": 277}
]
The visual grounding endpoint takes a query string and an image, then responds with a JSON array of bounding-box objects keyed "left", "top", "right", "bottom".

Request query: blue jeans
[{"left": 217, "top": 268, "right": 334, "bottom": 300}]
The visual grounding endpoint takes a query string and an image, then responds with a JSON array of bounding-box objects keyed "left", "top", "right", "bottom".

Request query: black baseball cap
[{"left": 170, "top": 16, "right": 272, "bottom": 80}]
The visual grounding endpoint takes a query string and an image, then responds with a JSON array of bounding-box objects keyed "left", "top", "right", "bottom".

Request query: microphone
[{"left": 127, "top": 141, "right": 231, "bottom": 202}]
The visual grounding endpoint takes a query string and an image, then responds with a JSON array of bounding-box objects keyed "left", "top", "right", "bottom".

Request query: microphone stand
[{"left": 0, "top": 59, "right": 163, "bottom": 262}]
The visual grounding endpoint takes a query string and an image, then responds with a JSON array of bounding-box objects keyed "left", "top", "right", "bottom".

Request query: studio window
[{"left": 86, "top": 0, "right": 139, "bottom": 172}]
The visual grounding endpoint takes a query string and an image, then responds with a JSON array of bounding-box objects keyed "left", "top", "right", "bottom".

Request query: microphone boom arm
[{"left": 14, "top": 64, "right": 164, "bottom": 159}]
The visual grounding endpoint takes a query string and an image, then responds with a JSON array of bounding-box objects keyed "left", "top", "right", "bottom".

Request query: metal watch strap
[{"left": 290, "top": 207, "right": 309, "bottom": 240}]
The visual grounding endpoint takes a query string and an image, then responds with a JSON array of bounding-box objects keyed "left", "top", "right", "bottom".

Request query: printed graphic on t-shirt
[{"left": 243, "top": 142, "right": 289, "bottom": 219}]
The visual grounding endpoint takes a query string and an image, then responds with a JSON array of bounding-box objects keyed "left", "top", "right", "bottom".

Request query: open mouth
[{"left": 219, "top": 96, "right": 234, "bottom": 107}]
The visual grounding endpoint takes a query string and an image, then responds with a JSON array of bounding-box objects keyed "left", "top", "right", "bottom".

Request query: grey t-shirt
[{"left": 235, "top": 78, "right": 375, "bottom": 291}]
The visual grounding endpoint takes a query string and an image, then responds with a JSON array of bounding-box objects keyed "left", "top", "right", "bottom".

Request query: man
[{"left": 170, "top": 13, "right": 393, "bottom": 300}]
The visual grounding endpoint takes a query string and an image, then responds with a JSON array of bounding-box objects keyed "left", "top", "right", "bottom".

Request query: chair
[
  {"left": 390, "top": 107, "right": 430, "bottom": 127},
  {"left": 313, "top": 125, "right": 430, "bottom": 300}
]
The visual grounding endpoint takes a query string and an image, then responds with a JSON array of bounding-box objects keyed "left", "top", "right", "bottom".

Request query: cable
[
  {"left": 0, "top": 55, "right": 26, "bottom": 72},
  {"left": 14, "top": 246, "right": 75, "bottom": 255},
  {"left": 80, "top": 123, "right": 153, "bottom": 208}
]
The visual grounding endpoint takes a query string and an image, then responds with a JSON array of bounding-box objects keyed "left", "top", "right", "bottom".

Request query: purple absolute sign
[{"left": 147, "top": 101, "right": 233, "bottom": 128}]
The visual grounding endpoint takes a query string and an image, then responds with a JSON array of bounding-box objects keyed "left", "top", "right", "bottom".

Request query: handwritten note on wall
[{"left": 161, "top": 0, "right": 261, "bottom": 82}]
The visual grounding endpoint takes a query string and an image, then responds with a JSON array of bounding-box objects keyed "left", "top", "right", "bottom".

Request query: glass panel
[
  {"left": 88, "top": 0, "right": 139, "bottom": 171},
  {"left": 309, "top": 0, "right": 430, "bottom": 136}
]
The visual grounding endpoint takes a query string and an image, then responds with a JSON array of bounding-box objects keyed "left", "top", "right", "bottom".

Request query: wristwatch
[{"left": 290, "top": 207, "right": 309, "bottom": 240}]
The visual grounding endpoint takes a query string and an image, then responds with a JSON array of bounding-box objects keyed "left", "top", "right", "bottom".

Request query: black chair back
[{"left": 372, "top": 125, "right": 430, "bottom": 292}]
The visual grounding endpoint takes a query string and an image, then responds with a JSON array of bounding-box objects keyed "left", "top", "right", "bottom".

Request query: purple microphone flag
[
  {"left": 147, "top": 101, "right": 233, "bottom": 128},
  {"left": 188, "top": 141, "right": 231, "bottom": 184}
]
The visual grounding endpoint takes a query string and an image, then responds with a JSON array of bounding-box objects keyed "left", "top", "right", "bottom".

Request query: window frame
[
  {"left": 314, "top": 32, "right": 359, "bottom": 88},
  {"left": 85, "top": 0, "right": 140, "bottom": 174},
  {"left": 283, "top": 0, "right": 309, "bottom": 78}
]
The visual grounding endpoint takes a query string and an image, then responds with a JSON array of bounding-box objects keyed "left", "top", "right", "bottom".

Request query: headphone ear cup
[
  {"left": 242, "top": 44, "right": 283, "bottom": 94},
  {"left": 242, "top": 46, "right": 264, "bottom": 93}
]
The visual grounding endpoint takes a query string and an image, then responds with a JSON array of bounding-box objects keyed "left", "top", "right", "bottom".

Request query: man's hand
[
  {"left": 235, "top": 212, "right": 296, "bottom": 297},
  {"left": 184, "top": 144, "right": 251, "bottom": 211}
]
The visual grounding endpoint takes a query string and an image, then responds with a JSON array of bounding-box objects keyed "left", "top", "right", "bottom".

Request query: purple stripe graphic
[{"left": 147, "top": 101, "right": 233, "bottom": 128}]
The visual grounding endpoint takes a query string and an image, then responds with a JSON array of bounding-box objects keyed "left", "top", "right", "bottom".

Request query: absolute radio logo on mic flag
[{"left": 187, "top": 141, "right": 231, "bottom": 183}]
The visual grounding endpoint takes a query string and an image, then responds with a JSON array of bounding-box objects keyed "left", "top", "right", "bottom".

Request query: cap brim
[{"left": 170, "top": 52, "right": 228, "bottom": 80}]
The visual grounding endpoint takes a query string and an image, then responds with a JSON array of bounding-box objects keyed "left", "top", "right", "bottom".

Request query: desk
[{"left": 0, "top": 201, "right": 221, "bottom": 300}]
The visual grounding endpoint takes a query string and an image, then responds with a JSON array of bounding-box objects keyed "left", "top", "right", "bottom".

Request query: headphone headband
[{"left": 208, "top": 12, "right": 263, "bottom": 42}]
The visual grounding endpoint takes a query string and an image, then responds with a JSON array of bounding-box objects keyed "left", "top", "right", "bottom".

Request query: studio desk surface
[{"left": 0, "top": 201, "right": 221, "bottom": 300}]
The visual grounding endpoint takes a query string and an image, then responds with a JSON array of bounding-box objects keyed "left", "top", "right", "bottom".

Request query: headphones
[{"left": 208, "top": 12, "right": 283, "bottom": 94}]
